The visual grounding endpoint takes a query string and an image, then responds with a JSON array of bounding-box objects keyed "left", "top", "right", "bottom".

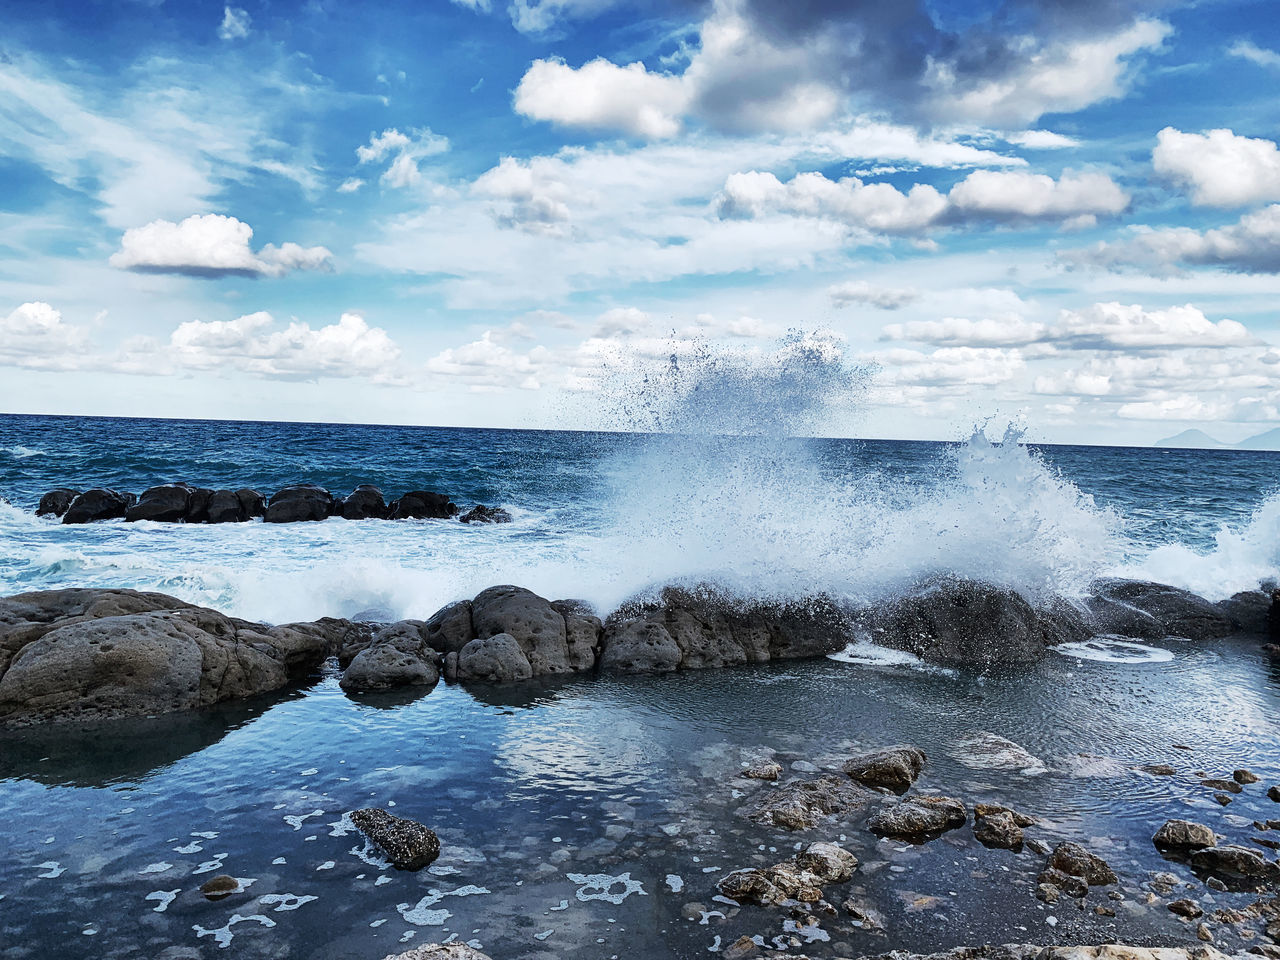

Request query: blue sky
[{"left": 1, "top": 0, "right": 1279, "bottom": 444}]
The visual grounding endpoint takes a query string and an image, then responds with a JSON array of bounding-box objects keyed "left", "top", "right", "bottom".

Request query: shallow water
[{"left": 2, "top": 638, "right": 1278, "bottom": 960}]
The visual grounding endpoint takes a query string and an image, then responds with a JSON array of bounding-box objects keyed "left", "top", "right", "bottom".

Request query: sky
[{"left": 1, "top": 0, "right": 1279, "bottom": 445}]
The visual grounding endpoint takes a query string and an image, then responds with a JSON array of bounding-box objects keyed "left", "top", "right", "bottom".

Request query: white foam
[
  {"left": 193, "top": 913, "right": 276, "bottom": 948},
  {"left": 828, "top": 641, "right": 937, "bottom": 669},
  {"left": 259, "top": 893, "right": 317, "bottom": 912},
  {"left": 1, "top": 445, "right": 44, "bottom": 458},
  {"left": 665, "top": 874, "right": 684, "bottom": 893},
  {"left": 1054, "top": 638, "right": 1176, "bottom": 664},
  {"left": 35, "top": 861, "right": 65, "bottom": 879},
  {"left": 567, "top": 872, "right": 647, "bottom": 904},
  {"left": 146, "top": 889, "right": 180, "bottom": 912}
]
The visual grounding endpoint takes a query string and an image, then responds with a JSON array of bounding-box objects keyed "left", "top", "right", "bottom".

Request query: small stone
[
  {"left": 1035, "top": 883, "right": 1060, "bottom": 904},
  {"left": 1269, "top": 786, "right": 1280, "bottom": 803},
  {"left": 1140, "top": 764, "right": 1177, "bottom": 776},
  {"left": 680, "top": 902, "right": 707, "bottom": 921},
  {"left": 200, "top": 875, "right": 239, "bottom": 900},
  {"left": 1216, "top": 793, "right": 1234, "bottom": 806},
  {"left": 349, "top": 808, "right": 440, "bottom": 871},
  {"left": 842, "top": 746, "right": 926, "bottom": 794},
  {"left": 1048, "top": 841, "right": 1117, "bottom": 886},
  {"left": 1094, "top": 905, "right": 1116, "bottom": 917},
  {"left": 1236, "top": 769, "right": 1261, "bottom": 784},
  {"left": 1207, "top": 877, "right": 1228, "bottom": 892},
  {"left": 973, "top": 810, "right": 1024, "bottom": 850},
  {"left": 1153, "top": 819, "right": 1217, "bottom": 853},
  {"left": 1169, "top": 898, "right": 1204, "bottom": 919},
  {"left": 1203, "top": 779, "right": 1243, "bottom": 794},
  {"left": 1037, "top": 867, "right": 1087, "bottom": 899},
  {"left": 723, "top": 936, "right": 759, "bottom": 960},
  {"left": 741, "top": 763, "right": 782, "bottom": 782},
  {"left": 1198, "top": 922, "right": 1214, "bottom": 942}
]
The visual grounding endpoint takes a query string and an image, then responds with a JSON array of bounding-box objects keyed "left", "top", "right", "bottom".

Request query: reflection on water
[{"left": 1, "top": 638, "right": 1278, "bottom": 959}]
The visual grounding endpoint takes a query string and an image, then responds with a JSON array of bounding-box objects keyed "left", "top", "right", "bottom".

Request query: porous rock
[
  {"left": 842, "top": 745, "right": 926, "bottom": 794},
  {"left": 350, "top": 808, "right": 440, "bottom": 871}
]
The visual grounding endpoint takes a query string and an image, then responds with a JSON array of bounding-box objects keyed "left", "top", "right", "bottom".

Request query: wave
[{"left": 1, "top": 445, "right": 46, "bottom": 459}]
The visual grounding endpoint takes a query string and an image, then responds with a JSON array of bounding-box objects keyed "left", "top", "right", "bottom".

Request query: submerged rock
[
  {"left": 952, "top": 732, "right": 1047, "bottom": 774},
  {"left": 36, "top": 488, "right": 79, "bottom": 517},
  {"left": 1047, "top": 841, "right": 1118, "bottom": 886},
  {"left": 381, "top": 947, "right": 493, "bottom": 960},
  {"left": 350, "top": 807, "right": 440, "bottom": 871},
  {"left": 459, "top": 504, "right": 512, "bottom": 524},
  {"left": 62, "top": 488, "right": 135, "bottom": 524},
  {"left": 1189, "top": 844, "right": 1280, "bottom": 890},
  {"left": 741, "top": 774, "right": 876, "bottom": 830},
  {"left": 842, "top": 746, "right": 926, "bottom": 794}
]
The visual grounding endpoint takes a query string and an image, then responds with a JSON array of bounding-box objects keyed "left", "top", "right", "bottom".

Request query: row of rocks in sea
[
  {"left": 35, "top": 483, "right": 511, "bottom": 525},
  {"left": 2, "top": 573, "right": 1275, "bottom": 724}
]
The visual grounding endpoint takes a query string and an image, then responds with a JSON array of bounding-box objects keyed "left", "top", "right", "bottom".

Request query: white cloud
[
  {"left": 514, "top": 58, "right": 689, "bottom": 139},
  {"left": 881, "top": 316, "right": 1048, "bottom": 347},
  {"left": 356, "top": 127, "right": 450, "bottom": 188},
  {"left": 872, "top": 346, "right": 1026, "bottom": 386},
  {"left": 471, "top": 156, "right": 573, "bottom": 234},
  {"left": 425, "top": 330, "right": 550, "bottom": 391},
  {"left": 0, "top": 302, "right": 91, "bottom": 369},
  {"left": 337, "top": 178, "right": 365, "bottom": 193},
  {"left": 1004, "top": 130, "right": 1081, "bottom": 150},
  {"left": 1153, "top": 127, "right": 1280, "bottom": 208},
  {"left": 1228, "top": 40, "right": 1280, "bottom": 70},
  {"left": 1064, "top": 205, "right": 1280, "bottom": 274},
  {"left": 948, "top": 169, "right": 1128, "bottom": 221},
  {"left": 828, "top": 281, "right": 920, "bottom": 310},
  {"left": 1049, "top": 302, "right": 1252, "bottom": 350},
  {"left": 109, "top": 214, "right": 333, "bottom": 278},
  {"left": 217, "top": 6, "right": 251, "bottom": 41},
  {"left": 593, "top": 307, "right": 651, "bottom": 338}
]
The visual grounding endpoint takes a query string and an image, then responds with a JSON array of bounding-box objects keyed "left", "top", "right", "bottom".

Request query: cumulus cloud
[
  {"left": 947, "top": 170, "right": 1128, "bottom": 221},
  {"left": 0, "top": 302, "right": 91, "bottom": 369},
  {"left": 1004, "top": 130, "right": 1081, "bottom": 149},
  {"left": 514, "top": 58, "right": 689, "bottom": 139},
  {"left": 109, "top": 214, "right": 333, "bottom": 278},
  {"left": 873, "top": 346, "right": 1027, "bottom": 386},
  {"left": 168, "top": 311, "right": 401, "bottom": 380},
  {"left": 425, "top": 330, "right": 550, "bottom": 391},
  {"left": 882, "top": 316, "right": 1048, "bottom": 346},
  {"left": 1063, "top": 205, "right": 1280, "bottom": 274},
  {"left": 828, "top": 281, "right": 920, "bottom": 310},
  {"left": 1152, "top": 127, "right": 1280, "bottom": 208},
  {"left": 356, "top": 128, "right": 450, "bottom": 188},
  {"left": 471, "top": 156, "right": 573, "bottom": 233},
  {"left": 217, "top": 6, "right": 251, "bottom": 41}
]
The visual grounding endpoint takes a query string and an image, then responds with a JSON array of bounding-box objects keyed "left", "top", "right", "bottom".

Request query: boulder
[
  {"left": 973, "top": 809, "right": 1025, "bottom": 850},
  {"left": 263, "top": 484, "right": 334, "bottom": 523},
  {"left": 864, "top": 577, "right": 1072, "bottom": 667},
  {"left": 36, "top": 489, "right": 79, "bottom": 517},
  {"left": 125, "top": 484, "right": 192, "bottom": 523},
  {"left": 340, "top": 621, "right": 440, "bottom": 693},
  {"left": 62, "top": 488, "right": 135, "bottom": 524},
  {"left": 599, "top": 619, "right": 682, "bottom": 674},
  {"left": 867, "top": 795, "right": 967, "bottom": 838},
  {"left": 718, "top": 842, "right": 857, "bottom": 907},
  {"left": 552, "top": 600, "right": 603, "bottom": 672},
  {"left": 455, "top": 633, "right": 533, "bottom": 683},
  {"left": 472, "top": 585, "right": 576, "bottom": 675},
  {"left": 1048, "top": 841, "right": 1117, "bottom": 886},
  {"left": 422, "top": 600, "right": 475, "bottom": 655},
  {"left": 1218, "top": 590, "right": 1272, "bottom": 636},
  {"left": 794, "top": 841, "right": 859, "bottom": 883},
  {"left": 459, "top": 504, "right": 512, "bottom": 524},
  {"left": 1088, "top": 579, "right": 1236, "bottom": 640},
  {"left": 184, "top": 487, "right": 215, "bottom": 523},
  {"left": 842, "top": 745, "right": 926, "bottom": 794},
  {"left": 389, "top": 491, "right": 457, "bottom": 520},
  {"left": 1189, "top": 845, "right": 1280, "bottom": 890},
  {"left": 741, "top": 774, "right": 876, "bottom": 830},
  {"left": 380, "top": 946, "right": 493, "bottom": 960},
  {"left": 341, "top": 485, "right": 390, "bottom": 520},
  {"left": 236, "top": 488, "right": 266, "bottom": 518},
  {"left": 206, "top": 489, "right": 249, "bottom": 524},
  {"left": 1154, "top": 819, "right": 1218, "bottom": 853},
  {"left": 349, "top": 808, "right": 440, "bottom": 870}
]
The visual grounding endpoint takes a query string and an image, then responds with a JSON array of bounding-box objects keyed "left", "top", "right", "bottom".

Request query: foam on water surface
[{"left": 1054, "top": 638, "right": 1177, "bottom": 664}]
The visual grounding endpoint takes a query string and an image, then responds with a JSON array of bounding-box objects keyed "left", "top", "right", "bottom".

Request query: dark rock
[
  {"left": 263, "top": 484, "right": 334, "bottom": 523},
  {"left": 349, "top": 807, "right": 440, "bottom": 870},
  {"left": 552, "top": 600, "right": 604, "bottom": 672},
  {"left": 1140, "top": 763, "right": 1177, "bottom": 776},
  {"left": 1203, "top": 778, "right": 1243, "bottom": 793},
  {"left": 423, "top": 600, "right": 475, "bottom": 655},
  {"left": 842, "top": 745, "right": 926, "bottom": 794},
  {"left": 236, "top": 488, "right": 266, "bottom": 518},
  {"left": 1048, "top": 841, "right": 1117, "bottom": 886},
  {"left": 340, "top": 621, "right": 440, "bottom": 693},
  {"left": 973, "top": 810, "right": 1025, "bottom": 850},
  {"left": 126, "top": 484, "right": 193, "bottom": 523},
  {"left": 1189, "top": 845, "right": 1280, "bottom": 890},
  {"left": 598, "top": 619, "right": 682, "bottom": 674},
  {"left": 380, "top": 946, "right": 493, "bottom": 960},
  {"left": 389, "top": 491, "right": 457, "bottom": 520},
  {"left": 455, "top": 633, "right": 532, "bottom": 682},
  {"left": 718, "top": 842, "right": 857, "bottom": 906},
  {"left": 1270, "top": 786, "right": 1280, "bottom": 803},
  {"left": 63, "top": 488, "right": 135, "bottom": 524},
  {"left": 1089, "top": 579, "right": 1236, "bottom": 640},
  {"left": 341, "top": 485, "right": 389, "bottom": 520},
  {"left": 36, "top": 489, "right": 79, "bottom": 517},
  {"left": 185, "top": 487, "right": 214, "bottom": 523},
  {"left": 741, "top": 762, "right": 782, "bottom": 781},
  {"left": 1154, "top": 819, "right": 1218, "bottom": 853},
  {"left": 206, "top": 489, "right": 249, "bottom": 524},
  {"left": 459, "top": 504, "right": 512, "bottom": 524},
  {"left": 740, "top": 774, "right": 876, "bottom": 830},
  {"left": 1220, "top": 590, "right": 1273, "bottom": 635},
  {"left": 1237, "top": 769, "right": 1261, "bottom": 784},
  {"left": 200, "top": 874, "right": 240, "bottom": 900},
  {"left": 1169, "top": 898, "right": 1204, "bottom": 919},
  {"left": 868, "top": 795, "right": 967, "bottom": 839}
]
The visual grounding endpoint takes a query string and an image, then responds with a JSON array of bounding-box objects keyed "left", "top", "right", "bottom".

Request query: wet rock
[
  {"left": 379, "top": 943, "right": 493, "bottom": 960},
  {"left": 846, "top": 946, "right": 1244, "bottom": 960},
  {"left": 350, "top": 807, "right": 440, "bottom": 870},
  {"left": 723, "top": 935, "right": 759, "bottom": 960},
  {"left": 741, "top": 775, "right": 876, "bottom": 830},
  {"left": 741, "top": 762, "right": 783, "bottom": 781},
  {"left": 389, "top": 491, "right": 457, "bottom": 520},
  {"left": 843, "top": 898, "right": 886, "bottom": 931},
  {"left": 199, "top": 874, "right": 240, "bottom": 900},
  {"left": 206, "top": 489, "right": 250, "bottom": 524},
  {"left": 1221, "top": 591, "right": 1274, "bottom": 635},
  {"left": 842, "top": 746, "right": 926, "bottom": 794},
  {"left": 1140, "top": 764, "right": 1177, "bottom": 776},
  {"left": 1216, "top": 793, "right": 1234, "bottom": 806},
  {"left": 340, "top": 621, "right": 440, "bottom": 693},
  {"left": 341, "top": 484, "right": 389, "bottom": 520},
  {"left": 552, "top": 600, "right": 604, "bottom": 672},
  {"left": 952, "top": 732, "right": 1047, "bottom": 774},
  {"left": 63, "top": 488, "right": 135, "bottom": 524},
  {"left": 1035, "top": 883, "right": 1060, "bottom": 903},
  {"left": 718, "top": 841, "right": 857, "bottom": 906},
  {"left": 1268, "top": 786, "right": 1280, "bottom": 803},
  {"left": 184, "top": 487, "right": 214, "bottom": 523},
  {"left": 472, "top": 585, "right": 580, "bottom": 675},
  {"left": 1154, "top": 819, "right": 1218, "bottom": 853},
  {"left": 868, "top": 796, "right": 967, "bottom": 839},
  {"left": 1089, "top": 578, "right": 1236, "bottom": 640},
  {"left": 236, "top": 488, "right": 266, "bottom": 519},
  {"left": 1037, "top": 866, "right": 1089, "bottom": 899},
  {"left": 1190, "top": 845, "right": 1280, "bottom": 890},
  {"left": 36, "top": 488, "right": 79, "bottom": 517},
  {"left": 1048, "top": 841, "right": 1118, "bottom": 886},
  {"left": 864, "top": 577, "right": 1071, "bottom": 666},
  {"left": 455, "top": 633, "right": 533, "bottom": 683},
  {"left": 423, "top": 600, "right": 474, "bottom": 655},
  {"left": 263, "top": 484, "right": 334, "bottom": 523},
  {"left": 972, "top": 810, "right": 1025, "bottom": 850},
  {"left": 794, "top": 842, "right": 859, "bottom": 883},
  {"left": 1170, "top": 898, "right": 1204, "bottom": 919},
  {"left": 1203, "top": 778, "right": 1244, "bottom": 794},
  {"left": 1238, "top": 770, "right": 1262, "bottom": 785},
  {"left": 599, "top": 619, "right": 682, "bottom": 674},
  {"left": 459, "top": 504, "right": 512, "bottom": 524},
  {"left": 125, "top": 484, "right": 193, "bottom": 523}
]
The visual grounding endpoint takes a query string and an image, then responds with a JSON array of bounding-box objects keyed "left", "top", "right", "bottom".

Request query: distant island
[{"left": 1155, "top": 427, "right": 1280, "bottom": 450}]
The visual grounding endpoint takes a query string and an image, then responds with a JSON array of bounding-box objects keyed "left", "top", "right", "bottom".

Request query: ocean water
[{"left": 1, "top": 412, "right": 1279, "bottom": 625}]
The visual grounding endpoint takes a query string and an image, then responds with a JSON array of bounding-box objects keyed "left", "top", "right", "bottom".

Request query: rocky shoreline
[
  {"left": 34, "top": 482, "right": 512, "bottom": 525},
  {"left": 0, "top": 576, "right": 1276, "bottom": 726}
]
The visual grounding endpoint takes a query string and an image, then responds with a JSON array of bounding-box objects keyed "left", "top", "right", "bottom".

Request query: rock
[
  {"left": 842, "top": 898, "right": 886, "bottom": 931},
  {"left": 1189, "top": 845, "right": 1280, "bottom": 890},
  {"left": 1220, "top": 591, "right": 1272, "bottom": 635},
  {"left": 36, "top": 489, "right": 79, "bottom": 517},
  {"left": 62, "top": 488, "right": 135, "bottom": 524},
  {"left": 236, "top": 489, "right": 266, "bottom": 519},
  {"left": 184, "top": 487, "right": 214, "bottom": 523},
  {"left": 350, "top": 808, "right": 440, "bottom": 870},
  {"left": 1238, "top": 769, "right": 1262, "bottom": 784},
  {"left": 973, "top": 810, "right": 1024, "bottom": 850},
  {"left": 380, "top": 947, "right": 493, "bottom": 960},
  {"left": 842, "top": 946, "right": 1243, "bottom": 960},
  {"left": 1271, "top": 786, "right": 1280, "bottom": 803},
  {"left": 1048, "top": 841, "right": 1118, "bottom": 886},
  {"left": 1037, "top": 866, "right": 1089, "bottom": 899},
  {"left": 552, "top": 600, "right": 604, "bottom": 672},
  {"left": 1170, "top": 898, "right": 1204, "bottom": 919},
  {"left": 1035, "top": 883, "right": 1060, "bottom": 903},
  {"left": 842, "top": 746, "right": 926, "bottom": 794},
  {"left": 1197, "top": 923, "right": 1214, "bottom": 943},
  {"left": 952, "top": 732, "right": 1047, "bottom": 774},
  {"left": 459, "top": 504, "right": 512, "bottom": 524},
  {"left": 718, "top": 841, "right": 857, "bottom": 906},
  {"left": 0, "top": 588, "right": 362, "bottom": 724},
  {"left": 341, "top": 485, "right": 389, "bottom": 520},
  {"left": 263, "top": 484, "right": 334, "bottom": 523},
  {"left": 199, "top": 874, "right": 240, "bottom": 900},
  {"left": 794, "top": 841, "right": 859, "bottom": 883},
  {"left": 599, "top": 619, "right": 683, "bottom": 674},
  {"left": 973, "top": 803, "right": 1036, "bottom": 827},
  {"left": 423, "top": 600, "right": 475, "bottom": 655},
  {"left": 389, "top": 491, "right": 457, "bottom": 520},
  {"left": 1089, "top": 578, "right": 1236, "bottom": 640},
  {"left": 1203, "top": 778, "right": 1243, "bottom": 793},
  {"left": 472, "top": 586, "right": 580, "bottom": 675},
  {"left": 125, "top": 484, "right": 193, "bottom": 523},
  {"left": 1216, "top": 793, "right": 1233, "bottom": 806},
  {"left": 741, "top": 762, "right": 783, "bottom": 781},
  {"left": 723, "top": 935, "right": 760, "bottom": 960},
  {"left": 206, "top": 489, "right": 249, "bottom": 524},
  {"left": 455, "top": 633, "right": 533, "bottom": 683},
  {"left": 340, "top": 621, "right": 440, "bottom": 693},
  {"left": 868, "top": 796, "right": 967, "bottom": 839},
  {"left": 741, "top": 775, "right": 876, "bottom": 830},
  {"left": 864, "top": 577, "right": 1075, "bottom": 666},
  {"left": 1154, "top": 819, "right": 1218, "bottom": 853},
  {"left": 1140, "top": 764, "right": 1177, "bottom": 776}
]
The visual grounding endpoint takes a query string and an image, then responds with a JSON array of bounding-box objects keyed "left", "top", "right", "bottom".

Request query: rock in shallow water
[
  {"left": 1154, "top": 819, "right": 1218, "bottom": 853},
  {"left": 1047, "top": 841, "right": 1118, "bottom": 886},
  {"left": 350, "top": 808, "right": 440, "bottom": 870},
  {"left": 741, "top": 775, "right": 876, "bottom": 830},
  {"left": 456, "top": 633, "right": 533, "bottom": 682},
  {"left": 842, "top": 746, "right": 926, "bottom": 794},
  {"left": 381, "top": 945, "right": 492, "bottom": 960},
  {"left": 867, "top": 795, "right": 967, "bottom": 839},
  {"left": 340, "top": 621, "right": 440, "bottom": 693},
  {"left": 459, "top": 504, "right": 511, "bottom": 524},
  {"left": 263, "top": 484, "right": 334, "bottom": 523}
]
